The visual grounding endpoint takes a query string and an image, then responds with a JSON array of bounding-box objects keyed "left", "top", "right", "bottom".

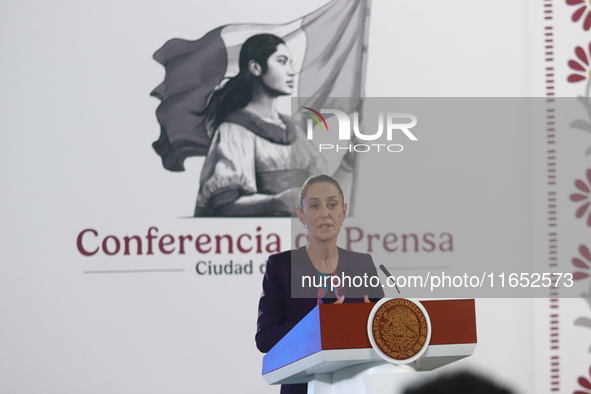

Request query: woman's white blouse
[{"left": 195, "top": 119, "right": 326, "bottom": 212}]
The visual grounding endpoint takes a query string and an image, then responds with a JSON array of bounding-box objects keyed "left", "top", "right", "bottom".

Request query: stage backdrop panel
[{"left": 0, "top": 1, "right": 575, "bottom": 394}]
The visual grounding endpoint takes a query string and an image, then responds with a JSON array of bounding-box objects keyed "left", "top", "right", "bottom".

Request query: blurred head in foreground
[{"left": 405, "top": 372, "right": 514, "bottom": 394}]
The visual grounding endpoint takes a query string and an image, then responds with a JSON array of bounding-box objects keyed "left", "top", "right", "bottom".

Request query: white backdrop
[{"left": 0, "top": 1, "right": 576, "bottom": 393}]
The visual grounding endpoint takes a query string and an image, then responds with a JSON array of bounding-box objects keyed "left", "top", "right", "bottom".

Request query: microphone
[{"left": 379, "top": 264, "right": 400, "bottom": 294}]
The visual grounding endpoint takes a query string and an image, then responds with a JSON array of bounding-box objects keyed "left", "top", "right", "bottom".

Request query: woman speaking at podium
[{"left": 255, "top": 174, "right": 384, "bottom": 394}]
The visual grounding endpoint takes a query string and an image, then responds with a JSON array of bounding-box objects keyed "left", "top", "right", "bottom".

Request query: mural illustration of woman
[
  {"left": 193, "top": 34, "right": 356, "bottom": 216},
  {"left": 151, "top": 0, "right": 369, "bottom": 217}
]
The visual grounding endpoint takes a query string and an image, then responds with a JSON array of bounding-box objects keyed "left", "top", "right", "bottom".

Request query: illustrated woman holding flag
[{"left": 193, "top": 34, "right": 357, "bottom": 216}]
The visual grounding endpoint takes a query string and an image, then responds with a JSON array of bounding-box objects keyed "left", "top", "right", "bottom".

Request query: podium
[{"left": 262, "top": 299, "right": 477, "bottom": 394}]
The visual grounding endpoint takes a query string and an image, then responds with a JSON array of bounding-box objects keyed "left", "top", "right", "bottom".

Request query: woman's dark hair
[
  {"left": 200, "top": 34, "right": 285, "bottom": 131},
  {"left": 299, "top": 174, "right": 345, "bottom": 209}
]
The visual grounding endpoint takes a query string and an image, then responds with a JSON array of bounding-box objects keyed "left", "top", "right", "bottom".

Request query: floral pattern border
[{"left": 565, "top": 0, "right": 591, "bottom": 391}]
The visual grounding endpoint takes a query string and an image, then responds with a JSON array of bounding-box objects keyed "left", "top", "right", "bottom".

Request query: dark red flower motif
[
  {"left": 568, "top": 43, "right": 591, "bottom": 83},
  {"left": 573, "top": 245, "right": 591, "bottom": 281},
  {"left": 575, "top": 366, "right": 591, "bottom": 394},
  {"left": 567, "top": 0, "right": 591, "bottom": 31},
  {"left": 570, "top": 169, "right": 591, "bottom": 224}
]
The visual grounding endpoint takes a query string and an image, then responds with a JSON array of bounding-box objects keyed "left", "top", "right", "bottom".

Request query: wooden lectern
[{"left": 262, "top": 299, "right": 477, "bottom": 394}]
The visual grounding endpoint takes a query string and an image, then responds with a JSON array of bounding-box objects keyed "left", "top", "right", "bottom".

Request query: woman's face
[
  {"left": 296, "top": 182, "right": 347, "bottom": 243},
  {"left": 261, "top": 44, "right": 295, "bottom": 96}
]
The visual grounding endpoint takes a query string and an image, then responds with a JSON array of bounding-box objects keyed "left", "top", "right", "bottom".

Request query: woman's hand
[
  {"left": 269, "top": 187, "right": 300, "bottom": 216},
  {"left": 334, "top": 295, "right": 370, "bottom": 304}
]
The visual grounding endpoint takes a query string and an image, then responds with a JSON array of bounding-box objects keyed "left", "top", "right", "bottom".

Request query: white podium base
[{"left": 307, "top": 362, "right": 436, "bottom": 394}]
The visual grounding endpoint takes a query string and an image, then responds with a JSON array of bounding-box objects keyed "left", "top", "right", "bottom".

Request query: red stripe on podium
[
  {"left": 318, "top": 299, "right": 477, "bottom": 350},
  {"left": 421, "top": 299, "right": 477, "bottom": 345}
]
